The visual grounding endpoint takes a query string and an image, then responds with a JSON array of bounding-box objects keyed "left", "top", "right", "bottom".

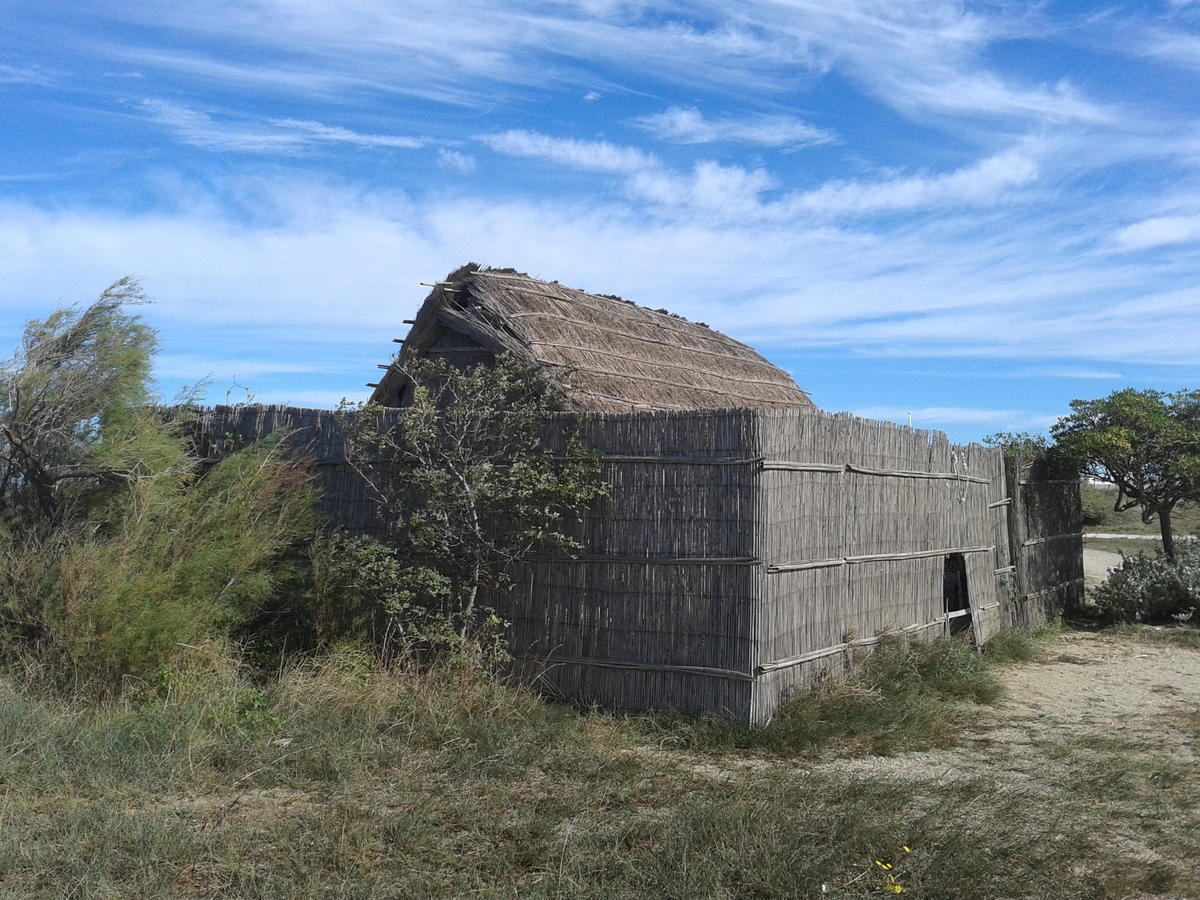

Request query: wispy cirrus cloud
[
  {"left": 482, "top": 129, "right": 1038, "bottom": 220},
  {"left": 94, "top": 1, "right": 1111, "bottom": 127},
  {"left": 781, "top": 149, "right": 1039, "bottom": 217},
  {"left": 437, "top": 148, "right": 475, "bottom": 173},
  {"left": 0, "top": 61, "right": 52, "bottom": 86},
  {"left": 1116, "top": 214, "right": 1200, "bottom": 250},
  {"left": 636, "top": 107, "right": 834, "bottom": 147},
  {"left": 274, "top": 118, "right": 423, "bottom": 149},
  {"left": 141, "top": 99, "right": 425, "bottom": 153},
  {"left": 479, "top": 129, "right": 654, "bottom": 174}
]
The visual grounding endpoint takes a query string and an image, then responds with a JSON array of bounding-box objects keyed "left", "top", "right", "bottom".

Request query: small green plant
[{"left": 983, "top": 625, "right": 1054, "bottom": 663}]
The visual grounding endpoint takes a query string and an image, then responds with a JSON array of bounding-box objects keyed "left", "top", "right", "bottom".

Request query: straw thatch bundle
[{"left": 369, "top": 264, "right": 813, "bottom": 412}]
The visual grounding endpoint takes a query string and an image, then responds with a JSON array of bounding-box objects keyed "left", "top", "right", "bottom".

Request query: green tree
[
  {"left": 0, "top": 278, "right": 166, "bottom": 528},
  {"left": 1051, "top": 388, "right": 1200, "bottom": 560},
  {"left": 340, "top": 355, "right": 608, "bottom": 642}
]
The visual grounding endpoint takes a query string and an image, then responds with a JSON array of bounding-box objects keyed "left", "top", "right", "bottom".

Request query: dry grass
[{"left": 0, "top": 632, "right": 1197, "bottom": 898}]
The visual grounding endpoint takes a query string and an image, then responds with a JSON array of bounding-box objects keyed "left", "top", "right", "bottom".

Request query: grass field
[
  {"left": 1083, "top": 483, "right": 1200, "bottom": 537},
  {"left": 3, "top": 627, "right": 1198, "bottom": 899}
]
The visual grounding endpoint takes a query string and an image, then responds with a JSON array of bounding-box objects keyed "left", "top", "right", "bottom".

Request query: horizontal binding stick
[
  {"left": 523, "top": 554, "right": 761, "bottom": 566},
  {"left": 845, "top": 463, "right": 991, "bottom": 484},
  {"left": 1021, "top": 533, "right": 1081, "bottom": 547},
  {"left": 554, "top": 455, "right": 766, "bottom": 466},
  {"left": 757, "top": 619, "right": 947, "bottom": 674},
  {"left": 517, "top": 653, "right": 755, "bottom": 681},
  {"left": 1021, "top": 578, "right": 1085, "bottom": 601},
  {"left": 844, "top": 546, "right": 993, "bottom": 563},
  {"left": 765, "top": 557, "right": 846, "bottom": 574},
  {"left": 988, "top": 497, "right": 1012, "bottom": 508},
  {"left": 761, "top": 461, "right": 991, "bottom": 483},
  {"left": 761, "top": 461, "right": 844, "bottom": 473},
  {"left": 767, "top": 545, "right": 994, "bottom": 574}
]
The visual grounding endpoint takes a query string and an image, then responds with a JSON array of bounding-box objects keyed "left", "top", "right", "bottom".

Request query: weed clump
[
  {"left": 983, "top": 623, "right": 1056, "bottom": 663},
  {"left": 643, "top": 635, "right": 1002, "bottom": 756}
]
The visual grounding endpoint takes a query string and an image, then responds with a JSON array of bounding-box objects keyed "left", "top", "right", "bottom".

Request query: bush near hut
[
  {"left": 0, "top": 284, "right": 317, "bottom": 689},
  {"left": 339, "top": 355, "right": 608, "bottom": 649},
  {"left": 1091, "top": 543, "right": 1200, "bottom": 625}
]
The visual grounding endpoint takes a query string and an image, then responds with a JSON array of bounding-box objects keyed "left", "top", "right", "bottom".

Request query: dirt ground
[{"left": 1084, "top": 545, "right": 1124, "bottom": 588}]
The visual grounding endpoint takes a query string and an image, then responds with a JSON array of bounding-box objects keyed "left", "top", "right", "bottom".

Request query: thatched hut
[
  {"left": 194, "top": 264, "right": 1083, "bottom": 725},
  {"left": 368, "top": 264, "right": 813, "bottom": 412}
]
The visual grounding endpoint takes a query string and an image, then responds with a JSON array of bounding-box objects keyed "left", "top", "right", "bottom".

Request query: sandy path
[
  {"left": 1084, "top": 546, "right": 1123, "bottom": 588},
  {"left": 814, "top": 630, "right": 1200, "bottom": 787}
]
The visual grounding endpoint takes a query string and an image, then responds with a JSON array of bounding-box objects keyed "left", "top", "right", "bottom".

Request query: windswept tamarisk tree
[
  {"left": 0, "top": 278, "right": 167, "bottom": 529},
  {"left": 1052, "top": 388, "right": 1200, "bottom": 561},
  {"left": 339, "top": 355, "right": 608, "bottom": 641}
]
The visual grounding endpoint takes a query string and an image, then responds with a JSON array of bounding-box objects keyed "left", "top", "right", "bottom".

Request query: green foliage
[
  {"left": 2, "top": 437, "right": 315, "bottom": 685},
  {"left": 642, "top": 635, "right": 1001, "bottom": 756},
  {"left": 1080, "top": 482, "right": 1114, "bottom": 528},
  {"left": 1052, "top": 388, "right": 1200, "bottom": 558},
  {"left": 0, "top": 278, "right": 162, "bottom": 527},
  {"left": 0, "top": 284, "right": 317, "bottom": 688},
  {"left": 1091, "top": 544, "right": 1200, "bottom": 624},
  {"left": 309, "top": 532, "right": 461, "bottom": 653},
  {"left": 983, "top": 430, "right": 1048, "bottom": 463},
  {"left": 340, "top": 355, "right": 608, "bottom": 642}
]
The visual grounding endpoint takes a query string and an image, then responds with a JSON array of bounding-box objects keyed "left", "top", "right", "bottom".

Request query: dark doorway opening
[{"left": 944, "top": 554, "right": 972, "bottom": 637}]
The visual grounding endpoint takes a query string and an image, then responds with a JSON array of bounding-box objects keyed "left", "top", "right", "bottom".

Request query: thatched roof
[{"left": 369, "top": 264, "right": 813, "bottom": 412}]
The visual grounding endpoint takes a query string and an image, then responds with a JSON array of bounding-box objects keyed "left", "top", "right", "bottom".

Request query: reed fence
[{"left": 194, "top": 404, "right": 1081, "bottom": 724}]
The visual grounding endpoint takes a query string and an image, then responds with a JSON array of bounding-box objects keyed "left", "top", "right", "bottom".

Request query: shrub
[
  {"left": 1091, "top": 544, "right": 1200, "bottom": 624},
  {"left": 339, "top": 355, "right": 608, "bottom": 641},
  {"left": 308, "top": 532, "right": 464, "bottom": 656},
  {"left": 1, "top": 437, "right": 316, "bottom": 688}
]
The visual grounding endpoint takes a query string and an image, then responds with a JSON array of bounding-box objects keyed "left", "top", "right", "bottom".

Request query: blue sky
[{"left": 3, "top": 1, "right": 1200, "bottom": 441}]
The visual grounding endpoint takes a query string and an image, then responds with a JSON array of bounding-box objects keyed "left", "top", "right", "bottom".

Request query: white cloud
[
  {"left": 480, "top": 130, "right": 775, "bottom": 216},
  {"left": 851, "top": 406, "right": 1030, "bottom": 428},
  {"left": 781, "top": 150, "right": 1039, "bottom": 217},
  {"left": 628, "top": 161, "right": 776, "bottom": 216},
  {"left": 479, "top": 129, "right": 655, "bottom": 174},
  {"left": 141, "top": 99, "right": 305, "bottom": 153},
  {"left": 438, "top": 149, "right": 476, "bottom": 173},
  {"left": 482, "top": 128, "right": 1038, "bottom": 220},
  {"left": 1116, "top": 214, "right": 1200, "bottom": 250},
  {"left": 273, "top": 118, "right": 424, "bottom": 149},
  {"left": 637, "top": 107, "right": 834, "bottom": 147},
  {"left": 583, "top": 91, "right": 601, "bottom": 101},
  {"left": 0, "top": 62, "right": 51, "bottom": 85},
  {"left": 140, "top": 99, "right": 425, "bottom": 153}
]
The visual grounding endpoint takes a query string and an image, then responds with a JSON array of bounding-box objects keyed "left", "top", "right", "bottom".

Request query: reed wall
[{"left": 192, "top": 404, "right": 1081, "bottom": 725}]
